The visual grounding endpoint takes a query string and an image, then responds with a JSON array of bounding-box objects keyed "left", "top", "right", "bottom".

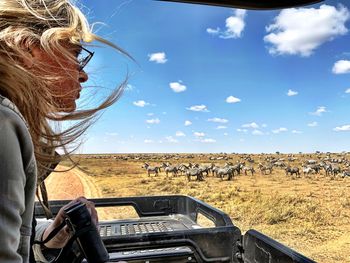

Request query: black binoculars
[{"left": 64, "top": 202, "right": 110, "bottom": 263}]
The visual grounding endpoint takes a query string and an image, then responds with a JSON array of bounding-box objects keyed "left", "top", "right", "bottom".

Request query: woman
[{"left": 0, "top": 0, "right": 126, "bottom": 262}]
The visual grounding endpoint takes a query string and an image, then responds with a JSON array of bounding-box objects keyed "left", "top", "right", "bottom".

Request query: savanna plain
[{"left": 54, "top": 153, "right": 350, "bottom": 263}]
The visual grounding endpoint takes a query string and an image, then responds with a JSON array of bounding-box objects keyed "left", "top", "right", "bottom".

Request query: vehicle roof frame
[{"left": 157, "top": 0, "right": 324, "bottom": 10}]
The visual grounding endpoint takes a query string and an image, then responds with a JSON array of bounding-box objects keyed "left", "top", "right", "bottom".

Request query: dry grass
[{"left": 59, "top": 153, "right": 350, "bottom": 263}]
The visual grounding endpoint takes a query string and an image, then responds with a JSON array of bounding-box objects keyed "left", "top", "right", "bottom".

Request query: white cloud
[
  {"left": 201, "top": 138, "right": 216, "bottom": 143},
  {"left": 216, "top": 126, "right": 227, "bottom": 129},
  {"left": 224, "top": 133, "right": 229, "bottom": 136},
  {"left": 208, "top": 117, "right": 228, "bottom": 123},
  {"left": 252, "top": 130, "right": 264, "bottom": 135},
  {"left": 308, "top": 121, "right": 318, "bottom": 127},
  {"left": 333, "top": 125, "right": 350, "bottom": 131},
  {"left": 147, "top": 113, "right": 154, "bottom": 116},
  {"left": 310, "top": 106, "right": 327, "bottom": 116},
  {"left": 272, "top": 127, "right": 288, "bottom": 134},
  {"left": 237, "top": 128, "right": 248, "bottom": 133},
  {"left": 148, "top": 52, "right": 167, "bottom": 64},
  {"left": 194, "top": 132, "right": 205, "bottom": 137},
  {"left": 146, "top": 118, "right": 160, "bottom": 124},
  {"left": 332, "top": 60, "right": 350, "bottom": 74},
  {"left": 226, "top": 96, "right": 241, "bottom": 103},
  {"left": 185, "top": 120, "right": 192, "bottom": 126},
  {"left": 144, "top": 139, "right": 154, "bottom": 143},
  {"left": 242, "top": 122, "right": 259, "bottom": 129},
  {"left": 345, "top": 88, "right": 350, "bottom": 93},
  {"left": 165, "top": 136, "right": 178, "bottom": 143},
  {"left": 292, "top": 130, "right": 303, "bottom": 134},
  {"left": 264, "top": 5, "right": 349, "bottom": 56},
  {"left": 175, "top": 131, "right": 186, "bottom": 137},
  {"left": 206, "top": 27, "right": 220, "bottom": 34},
  {"left": 262, "top": 124, "right": 268, "bottom": 128},
  {"left": 207, "top": 9, "right": 247, "bottom": 39},
  {"left": 133, "top": 100, "right": 149, "bottom": 107},
  {"left": 169, "top": 82, "right": 186, "bottom": 93},
  {"left": 287, "top": 89, "right": 298, "bottom": 96},
  {"left": 187, "top": 105, "right": 209, "bottom": 112}
]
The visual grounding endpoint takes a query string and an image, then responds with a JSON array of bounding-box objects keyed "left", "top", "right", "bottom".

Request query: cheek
[
  {"left": 50, "top": 64, "right": 80, "bottom": 95},
  {"left": 50, "top": 72, "right": 80, "bottom": 112},
  {"left": 55, "top": 77, "right": 79, "bottom": 95}
]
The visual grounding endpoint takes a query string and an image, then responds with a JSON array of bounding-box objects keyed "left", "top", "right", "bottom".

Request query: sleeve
[
  {"left": 32, "top": 219, "right": 54, "bottom": 263},
  {"left": 33, "top": 220, "right": 82, "bottom": 263},
  {"left": 0, "top": 119, "right": 26, "bottom": 263}
]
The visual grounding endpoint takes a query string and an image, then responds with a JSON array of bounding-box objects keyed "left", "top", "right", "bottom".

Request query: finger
[
  {"left": 63, "top": 225, "right": 71, "bottom": 235},
  {"left": 85, "top": 201, "right": 99, "bottom": 225},
  {"left": 91, "top": 207, "right": 98, "bottom": 225},
  {"left": 76, "top": 196, "right": 88, "bottom": 203}
]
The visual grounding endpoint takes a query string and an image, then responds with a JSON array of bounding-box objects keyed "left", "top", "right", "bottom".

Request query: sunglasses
[{"left": 78, "top": 46, "right": 94, "bottom": 71}]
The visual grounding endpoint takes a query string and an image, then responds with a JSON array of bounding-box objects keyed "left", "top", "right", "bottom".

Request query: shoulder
[
  {"left": 0, "top": 95, "right": 35, "bottom": 170},
  {"left": 0, "top": 95, "right": 29, "bottom": 129}
]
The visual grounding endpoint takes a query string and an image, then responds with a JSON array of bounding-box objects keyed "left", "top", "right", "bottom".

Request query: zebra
[
  {"left": 302, "top": 166, "right": 313, "bottom": 177},
  {"left": 224, "top": 162, "right": 243, "bottom": 176},
  {"left": 321, "top": 163, "right": 334, "bottom": 177},
  {"left": 285, "top": 166, "right": 300, "bottom": 178},
  {"left": 331, "top": 165, "right": 341, "bottom": 177},
  {"left": 341, "top": 170, "right": 350, "bottom": 178},
  {"left": 242, "top": 166, "right": 255, "bottom": 176},
  {"left": 197, "top": 163, "right": 214, "bottom": 176},
  {"left": 308, "top": 164, "right": 321, "bottom": 174},
  {"left": 232, "top": 163, "right": 244, "bottom": 176},
  {"left": 273, "top": 161, "right": 286, "bottom": 168},
  {"left": 306, "top": 159, "right": 317, "bottom": 165},
  {"left": 186, "top": 168, "right": 204, "bottom": 181},
  {"left": 211, "top": 165, "right": 221, "bottom": 177},
  {"left": 162, "top": 163, "right": 178, "bottom": 177},
  {"left": 142, "top": 163, "right": 161, "bottom": 177},
  {"left": 165, "top": 166, "right": 178, "bottom": 177},
  {"left": 216, "top": 167, "right": 235, "bottom": 181},
  {"left": 176, "top": 164, "right": 188, "bottom": 175},
  {"left": 258, "top": 163, "right": 273, "bottom": 175}
]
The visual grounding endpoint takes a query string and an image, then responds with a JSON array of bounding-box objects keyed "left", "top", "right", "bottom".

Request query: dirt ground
[
  {"left": 46, "top": 165, "right": 103, "bottom": 199},
  {"left": 48, "top": 154, "right": 350, "bottom": 263}
]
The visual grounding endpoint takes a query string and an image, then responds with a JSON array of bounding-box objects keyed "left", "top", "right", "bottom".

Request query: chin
[{"left": 60, "top": 101, "right": 77, "bottom": 113}]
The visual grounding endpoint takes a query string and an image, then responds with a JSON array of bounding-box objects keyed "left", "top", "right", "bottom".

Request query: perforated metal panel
[
  {"left": 99, "top": 225, "right": 112, "bottom": 237},
  {"left": 119, "top": 221, "right": 174, "bottom": 235}
]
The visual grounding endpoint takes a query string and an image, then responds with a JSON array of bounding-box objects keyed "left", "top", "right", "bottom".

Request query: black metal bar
[
  {"left": 34, "top": 195, "right": 234, "bottom": 227},
  {"left": 243, "top": 229, "right": 316, "bottom": 263},
  {"left": 156, "top": 0, "right": 324, "bottom": 10}
]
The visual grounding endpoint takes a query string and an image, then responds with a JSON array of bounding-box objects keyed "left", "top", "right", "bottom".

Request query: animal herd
[{"left": 141, "top": 154, "right": 350, "bottom": 181}]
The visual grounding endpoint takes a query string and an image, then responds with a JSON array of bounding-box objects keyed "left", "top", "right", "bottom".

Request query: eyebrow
[
  {"left": 65, "top": 43, "right": 82, "bottom": 53},
  {"left": 73, "top": 45, "right": 83, "bottom": 53}
]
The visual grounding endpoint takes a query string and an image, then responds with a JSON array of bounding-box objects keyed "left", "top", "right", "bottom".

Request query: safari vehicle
[
  {"left": 35, "top": 0, "right": 340, "bottom": 262},
  {"left": 35, "top": 195, "right": 317, "bottom": 263}
]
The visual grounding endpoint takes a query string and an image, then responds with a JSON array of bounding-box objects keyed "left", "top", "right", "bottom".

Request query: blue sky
[{"left": 76, "top": 0, "right": 350, "bottom": 154}]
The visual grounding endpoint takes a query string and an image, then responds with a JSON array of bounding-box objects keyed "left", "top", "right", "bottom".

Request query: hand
[{"left": 42, "top": 196, "right": 99, "bottom": 249}]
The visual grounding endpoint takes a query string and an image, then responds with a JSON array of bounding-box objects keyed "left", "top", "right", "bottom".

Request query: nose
[{"left": 79, "top": 70, "right": 88, "bottom": 83}]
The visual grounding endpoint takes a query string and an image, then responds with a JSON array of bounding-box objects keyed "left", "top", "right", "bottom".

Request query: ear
[{"left": 22, "top": 46, "right": 43, "bottom": 69}]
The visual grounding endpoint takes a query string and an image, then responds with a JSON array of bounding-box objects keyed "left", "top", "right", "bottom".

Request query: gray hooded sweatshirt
[{"left": 0, "top": 95, "right": 51, "bottom": 263}]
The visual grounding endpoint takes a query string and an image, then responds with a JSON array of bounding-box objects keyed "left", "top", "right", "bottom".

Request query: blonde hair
[{"left": 0, "top": 0, "right": 128, "bottom": 181}]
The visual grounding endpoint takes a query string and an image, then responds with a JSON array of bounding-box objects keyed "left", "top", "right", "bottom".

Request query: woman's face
[{"left": 29, "top": 42, "right": 89, "bottom": 112}]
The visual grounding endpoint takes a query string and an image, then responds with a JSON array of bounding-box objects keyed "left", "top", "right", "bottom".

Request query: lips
[{"left": 76, "top": 88, "right": 82, "bottom": 99}]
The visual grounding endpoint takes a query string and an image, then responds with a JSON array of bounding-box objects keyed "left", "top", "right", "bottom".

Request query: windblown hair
[{"left": 0, "top": 0, "right": 127, "bottom": 181}]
